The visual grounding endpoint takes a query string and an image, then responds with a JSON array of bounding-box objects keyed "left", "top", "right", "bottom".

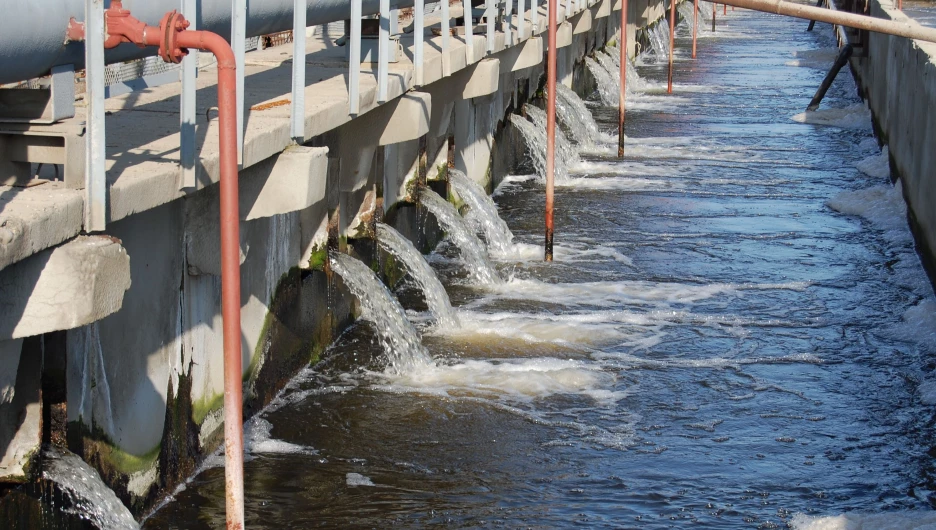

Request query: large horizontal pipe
[
  {"left": 705, "top": 0, "right": 936, "bottom": 43},
  {"left": 0, "top": 0, "right": 415, "bottom": 85}
]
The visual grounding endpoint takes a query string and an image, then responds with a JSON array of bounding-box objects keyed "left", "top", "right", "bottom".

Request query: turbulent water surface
[{"left": 145, "top": 10, "right": 936, "bottom": 529}]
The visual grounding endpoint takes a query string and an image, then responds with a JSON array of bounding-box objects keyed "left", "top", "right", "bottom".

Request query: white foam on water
[
  {"left": 491, "top": 240, "right": 634, "bottom": 265},
  {"left": 859, "top": 137, "right": 880, "bottom": 153},
  {"left": 856, "top": 146, "right": 891, "bottom": 178},
  {"left": 826, "top": 181, "right": 909, "bottom": 239},
  {"left": 375, "top": 357, "right": 621, "bottom": 405},
  {"left": 919, "top": 378, "right": 936, "bottom": 405},
  {"left": 434, "top": 310, "right": 632, "bottom": 346},
  {"left": 558, "top": 175, "right": 686, "bottom": 191},
  {"left": 244, "top": 417, "right": 318, "bottom": 457},
  {"left": 891, "top": 299, "right": 936, "bottom": 353},
  {"left": 480, "top": 278, "right": 810, "bottom": 308},
  {"left": 792, "top": 103, "right": 873, "bottom": 129},
  {"left": 346, "top": 472, "right": 376, "bottom": 487},
  {"left": 790, "top": 512, "right": 936, "bottom": 530},
  {"left": 786, "top": 47, "right": 840, "bottom": 68}
]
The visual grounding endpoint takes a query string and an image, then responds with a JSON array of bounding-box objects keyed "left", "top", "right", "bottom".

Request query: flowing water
[
  {"left": 42, "top": 448, "right": 139, "bottom": 530},
  {"left": 376, "top": 222, "right": 460, "bottom": 328},
  {"left": 329, "top": 253, "right": 432, "bottom": 373},
  {"left": 524, "top": 105, "right": 580, "bottom": 168},
  {"left": 555, "top": 83, "right": 606, "bottom": 147},
  {"left": 145, "top": 9, "right": 936, "bottom": 529},
  {"left": 647, "top": 18, "right": 671, "bottom": 62},
  {"left": 585, "top": 56, "right": 620, "bottom": 105},
  {"left": 508, "top": 112, "right": 572, "bottom": 181},
  {"left": 418, "top": 188, "right": 501, "bottom": 285},
  {"left": 447, "top": 169, "right": 516, "bottom": 256}
]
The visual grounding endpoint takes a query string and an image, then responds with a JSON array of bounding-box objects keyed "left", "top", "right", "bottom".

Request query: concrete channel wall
[
  {"left": 847, "top": 0, "right": 936, "bottom": 272},
  {"left": 0, "top": 0, "right": 674, "bottom": 519}
]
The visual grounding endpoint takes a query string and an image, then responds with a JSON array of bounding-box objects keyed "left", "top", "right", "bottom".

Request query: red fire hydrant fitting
[{"left": 71, "top": 3, "right": 245, "bottom": 529}]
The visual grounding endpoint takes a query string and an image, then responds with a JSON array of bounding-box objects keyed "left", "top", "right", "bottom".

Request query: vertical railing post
[
  {"left": 291, "top": 0, "right": 306, "bottom": 141},
  {"left": 350, "top": 0, "right": 362, "bottom": 114},
  {"left": 712, "top": 1, "right": 717, "bottom": 32},
  {"left": 84, "top": 0, "right": 106, "bottom": 231},
  {"left": 464, "top": 0, "right": 475, "bottom": 63},
  {"left": 667, "top": 0, "right": 675, "bottom": 93},
  {"left": 618, "top": 0, "right": 627, "bottom": 158},
  {"left": 378, "top": 0, "right": 390, "bottom": 102},
  {"left": 442, "top": 0, "right": 451, "bottom": 75},
  {"left": 180, "top": 0, "right": 197, "bottom": 189},
  {"left": 507, "top": 0, "right": 515, "bottom": 45},
  {"left": 545, "top": 0, "right": 557, "bottom": 262},
  {"left": 487, "top": 0, "right": 496, "bottom": 54},
  {"left": 519, "top": 0, "right": 527, "bottom": 39},
  {"left": 415, "top": 0, "right": 425, "bottom": 85},
  {"left": 532, "top": 0, "right": 539, "bottom": 30},
  {"left": 692, "top": 0, "right": 698, "bottom": 58},
  {"left": 233, "top": 0, "right": 246, "bottom": 163}
]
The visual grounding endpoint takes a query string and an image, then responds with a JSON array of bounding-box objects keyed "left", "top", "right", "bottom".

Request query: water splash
[
  {"left": 448, "top": 169, "right": 515, "bottom": 257},
  {"left": 376, "top": 222, "right": 460, "bottom": 328},
  {"left": 42, "top": 447, "right": 140, "bottom": 530},
  {"left": 554, "top": 83, "right": 605, "bottom": 146},
  {"left": 644, "top": 19, "right": 671, "bottom": 63},
  {"left": 585, "top": 56, "right": 619, "bottom": 106},
  {"left": 508, "top": 113, "right": 571, "bottom": 181},
  {"left": 418, "top": 188, "right": 501, "bottom": 284},
  {"left": 525, "top": 106, "right": 579, "bottom": 168},
  {"left": 330, "top": 253, "right": 433, "bottom": 374}
]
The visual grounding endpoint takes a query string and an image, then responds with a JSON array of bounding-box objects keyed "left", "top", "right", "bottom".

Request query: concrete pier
[{"left": 0, "top": 0, "right": 672, "bottom": 517}]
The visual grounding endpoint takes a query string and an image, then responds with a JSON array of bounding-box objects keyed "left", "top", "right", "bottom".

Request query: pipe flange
[{"left": 158, "top": 11, "right": 190, "bottom": 63}]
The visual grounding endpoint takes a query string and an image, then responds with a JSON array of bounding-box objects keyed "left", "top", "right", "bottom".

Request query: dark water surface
[{"left": 145, "top": 9, "right": 936, "bottom": 529}]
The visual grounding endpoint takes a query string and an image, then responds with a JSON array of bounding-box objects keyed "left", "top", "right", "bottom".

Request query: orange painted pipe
[
  {"left": 692, "top": 0, "right": 698, "bottom": 58},
  {"left": 668, "top": 0, "right": 676, "bottom": 93},
  {"left": 90, "top": 4, "right": 245, "bottom": 528},
  {"left": 619, "top": 0, "right": 628, "bottom": 158},
  {"left": 546, "top": 0, "right": 557, "bottom": 262}
]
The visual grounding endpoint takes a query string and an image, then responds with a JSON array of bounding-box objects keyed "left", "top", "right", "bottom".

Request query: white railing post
[
  {"left": 180, "top": 0, "right": 197, "bottom": 189},
  {"left": 291, "top": 0, "right": 306, "bottom": 141},
  {"left": 378, "top": 0, "right": 390, "bottom": 102},
  {"left": 415, "top": 0, "right": 424, "bottom": 86},
  {"left": 350, "top": 0, "right": 362, "bottom": 114},
  {"left": 442, "top": 0, "right": 451, "bottom": 75},
  {"left": 84, "top": 0, "right": 106, "bottom": 231},
  {"left": 486, "top": 0, "right": 495, "bottom": 54},
  {"left": 232, "top": 0, "right": 246, "bottom": 164},
  {"left": 464, "top": 0, "right": 475, "bottom": 62}
]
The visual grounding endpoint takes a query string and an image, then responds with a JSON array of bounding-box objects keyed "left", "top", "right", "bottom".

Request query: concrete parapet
[
  {"left": 849, "top": 0, "right": 936, "bottom": 275},
  {"left": 0, "top": 236, "right": 130, "bottom": 340}
]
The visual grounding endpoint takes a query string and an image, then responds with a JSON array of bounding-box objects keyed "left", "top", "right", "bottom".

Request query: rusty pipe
[
  {"left": 668, "top": 0, "right": 676, "bottom": 93},
  {"left": 80, "top": 5, "right": 246, "bottom": 529},
  {"left": 724, "top": 3, "right": 728, "bottom": 14},
  {"left": 173, "top": 29, "right": 245, "bottom": 530},
  {"left": 618, "top": 0, "right": 628, "bottom": 158},
  {"left": 692, "top": 0, "right": 698, "bottom": 58},
  {"left": 545, "top": 0, "right": 557, "bottom": 262},
  {"left": 704, "top": 0, "right": 936, "bottom": 42}
]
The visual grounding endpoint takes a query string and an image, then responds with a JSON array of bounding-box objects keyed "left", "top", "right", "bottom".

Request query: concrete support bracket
[
  {"left": 0, "top": 236, "right": 131, "bottom": 340},
  {"left": 243, "top": 146, "right": 329, "bottom": 221}
]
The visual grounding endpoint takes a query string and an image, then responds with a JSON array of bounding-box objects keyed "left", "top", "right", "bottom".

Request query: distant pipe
[
  {"left": 712, "top": 0, "right": 717, "bottom": 31},
  {"left": 618, "top": 0, "right": 628, "bottom": 158},
  {"left": 724, "top": 3, "right": 727, "bottom": 14},
  {"left": 72, "top": 3, "right": 245, "bottom": 528},
  {"left": 545, "top": 0, "right": 557, "bottom": 262},
  {"left": 692, "top": 0, "right": 698, "bottom": 58},
  {"left": 668, "top": 0, "right": 676, "bottom": 93},
  {"left": 705, "top": 0, "right": 936, "bottom": 42},
  {"left": 0, "top": 0, "right": 418, "bottom": 85}
]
